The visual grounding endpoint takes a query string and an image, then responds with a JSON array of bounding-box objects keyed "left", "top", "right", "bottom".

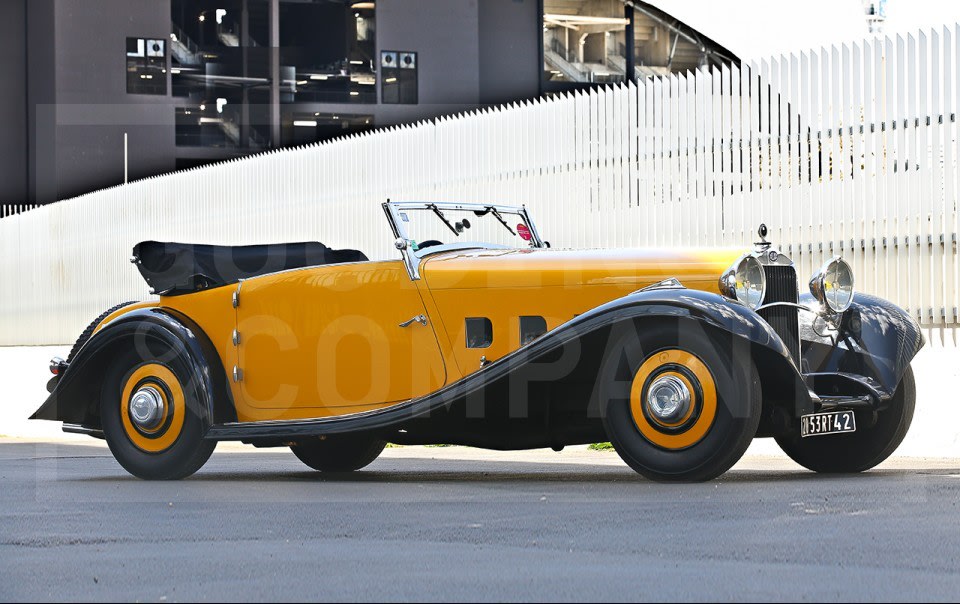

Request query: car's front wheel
[
  {"left": 101, "top": 352, "right": 216, "bottom": 480},
  {"left": 599, "top": 321, "right": 762, "bottom": 482},
  {"left": 290, "top": 435, "right": 386, "bottom": 472},
  {"left": 775, "top": 366, "right": 916, "bottom": 473}
]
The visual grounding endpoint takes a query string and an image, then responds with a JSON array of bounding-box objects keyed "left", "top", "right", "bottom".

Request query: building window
[
  {"left": 465, "top": 318, "right": 493, "bottom": 349},
  {"left": 542, "top": 1, "right": 628, "bottom": 88},
  {"left": 285, "top": 113, "right": 374, "bottom": 146},
  {"left": 519, "top": 316, "right": 547, "bottom": 345},
  {"left": 127, "top": 38, "right": 167, "bottom": 95},
  {"left": 279, "top": 0, "right": 377, "bottom": 104},
  {"left": 381, "top": 50, "right": 418, "bottom": 104},
  {"left": 170, "top": 0, "right": 376, "bottom": 149}
]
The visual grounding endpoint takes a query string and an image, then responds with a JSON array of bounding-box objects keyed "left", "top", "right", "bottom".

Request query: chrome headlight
[
  {"left": 810, "top": 256, "right": 855, "bottom": 313},
  {"left": 719, "top": 255, "right": 766, "bottom": 310}
]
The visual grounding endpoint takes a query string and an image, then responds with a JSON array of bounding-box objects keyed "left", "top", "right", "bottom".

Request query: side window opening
[
  {"left": 520, "top": 316, "right": 547, "bottom": 345},
  {"left": 465, "top": 317, "right": 493, "bottom": 349}
]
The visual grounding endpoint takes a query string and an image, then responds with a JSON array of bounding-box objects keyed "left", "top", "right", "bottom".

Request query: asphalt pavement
[{"left": 1, "top": 439, "right": 959, "bottom": 602}]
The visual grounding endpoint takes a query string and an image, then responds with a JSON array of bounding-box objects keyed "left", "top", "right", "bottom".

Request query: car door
[{"left": 234, "top": 260, "right": 447, "bottom": 420}]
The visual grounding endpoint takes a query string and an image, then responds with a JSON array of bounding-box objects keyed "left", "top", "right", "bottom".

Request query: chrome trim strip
[
  {"left": 388, "top": 201, "right": 528, "bottom": 214},
  {"left": 639, "top": 277, "right": 684, "bottom": 292},
  {"left": 816, "top": 396, "right": 875, "bottom": 410},
  {"left": 755, "top": 301, "right": 818, "bottom": 314},
  {"left": 413, "top": 242, "right": 512, "bottom": 259},
  {"left": 62, "top": 424, "right": 105, "bottom": 439}
]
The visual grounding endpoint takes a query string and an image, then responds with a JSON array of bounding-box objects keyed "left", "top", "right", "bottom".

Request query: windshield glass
[{"left": 391, "top": 204, "right": 539, "bottom": 253}]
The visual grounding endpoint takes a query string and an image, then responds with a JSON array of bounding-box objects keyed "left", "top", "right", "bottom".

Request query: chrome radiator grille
[{"left": 758, "top": 264, "right": 801, "bottom": 362}]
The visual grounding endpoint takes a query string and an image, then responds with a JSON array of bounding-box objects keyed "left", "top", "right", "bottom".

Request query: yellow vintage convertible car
[{"left": 32, "top": 202, "right": 922, "bottom": 481}]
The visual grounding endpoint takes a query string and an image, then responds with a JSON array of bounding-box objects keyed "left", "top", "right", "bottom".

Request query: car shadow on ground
[
  {"left": 68, "top": 461, "right": 958, "bottom": 485},
  {"left": 12, "top": 442, "right": 956, "bottom": 484}
]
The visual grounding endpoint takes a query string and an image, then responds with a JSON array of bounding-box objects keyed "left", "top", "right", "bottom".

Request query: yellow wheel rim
[
  {"left": 120, "top": 364, "right": 186, "bottom": 453},
  {"left": 629, "top": 349, "right": 718, "bottom": 450}
]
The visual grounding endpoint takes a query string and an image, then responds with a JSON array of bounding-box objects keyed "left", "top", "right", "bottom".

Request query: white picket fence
[{"left": 2, "top": 25, "right": 959, "bottom": 346}]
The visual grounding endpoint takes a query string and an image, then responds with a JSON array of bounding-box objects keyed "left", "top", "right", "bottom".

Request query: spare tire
[{"left": 66, "top": 301, "right": 138, "bottom": 363}]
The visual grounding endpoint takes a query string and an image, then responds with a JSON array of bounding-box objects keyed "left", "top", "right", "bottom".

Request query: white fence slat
[
  {"left": 919, "top": 32, "right": 934, "bottom": 328},
  {"left": 944, "top": 27, "right": 957, "bottom": 336}
]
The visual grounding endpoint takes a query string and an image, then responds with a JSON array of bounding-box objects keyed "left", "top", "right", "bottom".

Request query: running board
[{"left": 204, "top": 396, "right": 428, "bottom": 441}]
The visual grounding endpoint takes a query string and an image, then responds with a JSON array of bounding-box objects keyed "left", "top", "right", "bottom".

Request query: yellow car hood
[{"left": 420, "top": 247, "right": 744, "bottom": 291}]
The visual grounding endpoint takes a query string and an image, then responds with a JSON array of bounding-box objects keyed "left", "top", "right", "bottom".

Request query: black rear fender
[{"left": 30, "top": 308, "right": 236, "bottom": 430}]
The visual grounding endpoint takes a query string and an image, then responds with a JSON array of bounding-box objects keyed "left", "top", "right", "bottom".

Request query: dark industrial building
[{"left": 0, "top": 0, "right": 735, "bottom": 207}]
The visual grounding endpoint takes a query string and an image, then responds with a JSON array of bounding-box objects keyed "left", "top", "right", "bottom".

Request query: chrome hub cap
[
  {"left": 646, "top": 375, "right": 691, "bottom": 422},
  {"left": 129, "top": 386, "right": 165, "bottom": 430}
]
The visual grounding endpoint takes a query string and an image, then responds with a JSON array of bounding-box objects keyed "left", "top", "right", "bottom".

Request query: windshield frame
[{"left": 382, "top": 201, "right": 545, "bottom": 280}]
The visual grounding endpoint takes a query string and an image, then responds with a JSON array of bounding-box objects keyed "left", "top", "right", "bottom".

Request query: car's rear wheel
[
  {"left": 291, "top": 435, "right": 386, "bottom": 472},
  {"left": 101, "top": 352, "right": 215, "bottom": 480},
  {"left": 775, "top": 366, "right": 915, "bottom": 473},
  {"left": 600, "top": 321, "right": 761, "bottom": 482}
]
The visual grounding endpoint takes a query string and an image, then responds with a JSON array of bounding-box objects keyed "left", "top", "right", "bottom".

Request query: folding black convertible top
[{"left": 132, "top": 241, "right": 369, "bottom": 296}]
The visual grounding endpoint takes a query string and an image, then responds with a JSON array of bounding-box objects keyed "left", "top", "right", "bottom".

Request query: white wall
[{"left": 0, "top": 345, "right": 71, "bottom": 438}]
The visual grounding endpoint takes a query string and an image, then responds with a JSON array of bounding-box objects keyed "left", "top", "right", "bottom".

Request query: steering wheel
[{"left": 417, "top": 240, "right": 444, "bottom": 250}]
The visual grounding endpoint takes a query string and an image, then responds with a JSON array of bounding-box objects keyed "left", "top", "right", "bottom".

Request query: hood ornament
[{"left": 755, "top": 223, "right": 772, "bottom": 252}]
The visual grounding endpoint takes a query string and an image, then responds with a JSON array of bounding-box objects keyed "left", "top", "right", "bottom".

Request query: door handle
[{"left": 399, "top": 314, "right": 428, "bottom": 328}]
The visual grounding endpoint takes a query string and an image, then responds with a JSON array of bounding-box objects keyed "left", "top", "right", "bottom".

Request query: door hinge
[
  {"left": 232, "top": 290, "right": 240, "bottom": 308},
  {"left": 232, "top": 329, "right": 241, "bottom": 346},
  {"left": 233, "top": 366, "right": 243, "bottom": 382}
]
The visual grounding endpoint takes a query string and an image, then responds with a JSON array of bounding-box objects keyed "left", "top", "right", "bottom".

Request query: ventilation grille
[{"left": 758, "top": 264, "right": 800, "bottom": 363}]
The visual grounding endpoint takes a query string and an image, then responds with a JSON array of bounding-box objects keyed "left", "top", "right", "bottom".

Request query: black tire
[
  {"left": 291, "top": 436, "right": 386, "bottom": 472},
  {"left": 67, "top": 301, "right": 138, "bottom": 362},
  {"left": 600, "top": 321, "right": 762, "bottom": 482},
  {"left": 101, "top": 350, "right": 216, "bottom": 480},
  {"left": 775, "top": 366, "right": 916, "bottom": 473}
]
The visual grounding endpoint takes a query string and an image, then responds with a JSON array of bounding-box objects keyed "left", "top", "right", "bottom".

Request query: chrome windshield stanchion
[{"left": 383, "top": 203, "right": 422, "bottom": 281}]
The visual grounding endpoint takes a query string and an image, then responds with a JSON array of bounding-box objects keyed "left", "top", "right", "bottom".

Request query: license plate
[{"left": 800, "top": 410, "right": 857, "bottom": 438}]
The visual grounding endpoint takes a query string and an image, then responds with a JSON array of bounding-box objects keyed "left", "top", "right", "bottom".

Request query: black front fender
[
  {"left": 593, "top": 287, "right": 813, "bottom": 416},
  {"left": 597, "top": 287, "right": 798, "bottom": 363},
  {"left": 30, "top": 308, "right": 236, "bottom": 429},
  {"left": 800, "top": 292, "right": 924, "bottom": 400}
]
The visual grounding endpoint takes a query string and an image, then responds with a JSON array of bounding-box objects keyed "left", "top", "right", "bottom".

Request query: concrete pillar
[
  {"left": 269, "top": 0, "right": 280, "bottom": 148},
  {"left": 240, "top": 0, "right": 250, "bottom": 149}
]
